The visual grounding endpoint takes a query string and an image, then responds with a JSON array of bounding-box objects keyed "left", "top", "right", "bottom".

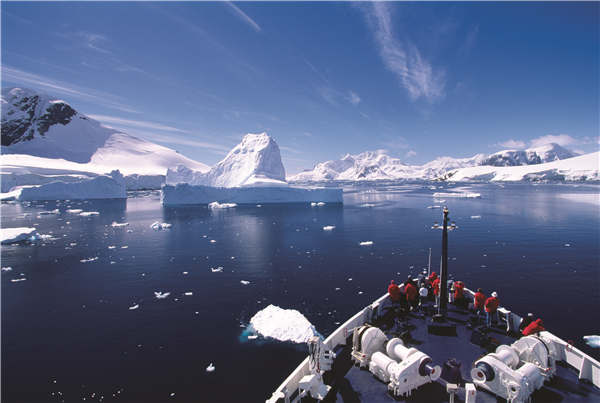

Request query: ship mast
[{"left": 438, "top": 207, "right": 449, "bottom": 316}]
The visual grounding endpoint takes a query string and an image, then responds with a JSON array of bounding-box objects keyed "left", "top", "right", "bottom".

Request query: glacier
[{"left": 163, "top": 133, "right": 342, "bottom": 206}]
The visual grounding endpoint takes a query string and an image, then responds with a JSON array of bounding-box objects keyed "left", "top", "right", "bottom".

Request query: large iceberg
[
  {"left": 163, "top": 133, "right": 342, "bottom": 205},
  {"left": 3, "top": 170, "right": 126, "bottom": 201},
  {"left": 249, "top": 304, "right": 320, "bottom": 344}
]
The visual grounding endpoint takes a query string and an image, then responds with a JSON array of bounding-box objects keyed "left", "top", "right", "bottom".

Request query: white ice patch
[
  {"left": 111, "top": 222, "right": 129, "bottom": 227},
  {"left": 470, "top": 215, "right": 482, "bottom": 219},
  {"left": 433, "top": 192, "right": 481, "bottom": 198},
  {"left": 206, "top": 363, "right": 215, "bottom": 373},
  {"left": 211, "top": 267, "right": 223, "bottom": 273},
  {"left": 1, "top": 267, "right": 13, "bottom": 272},
  {"left": 249, "top": 304, "right": 320, "bottom": 344},
  {"left": 11, "top": 278, "right": 27, "bottom": 282},
  {"left": 583, "top": 335, "right": 600, "bottom": 348},
  {"left": 39, "top": 209, "right": 60, "bottom": 215},
  {"left": 154, "top": 291, "right": 171, "bottom": 299},
  {"left": 208, "top": 201, "right": 237, "bottom": 209},
  {"left": 129, "top": 304, "right": 139, "bottom": 310},
  {"left": 323, "top": 225, "right": 335, "bottom": 231},
  {"left": 150, "top": 222, "right": 171, "bottom": 230},
  {"left": 359, "top": 241, "right": 374, "bottom": 246},
  {"left": 66, "top": 209, "right": 83, "bottom": 214},
  {"left": 240, "top": 280, "right": 250, "bottom": 285},
  {"left": 80, "top": 257, "right": 98, "bottom": 263},
  {"left": 80, "top": 211, "right": 100, "bottom": 217},
  {"left": 184, "top": 292, "right": 193, "bottom": 296}
]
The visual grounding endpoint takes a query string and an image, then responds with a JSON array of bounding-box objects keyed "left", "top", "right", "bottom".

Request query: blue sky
[{"left": 2, "top": 2, "right": 598, "bottom": 173}]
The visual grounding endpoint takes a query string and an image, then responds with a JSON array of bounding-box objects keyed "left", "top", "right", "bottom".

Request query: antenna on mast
[{"left": 428, "top": 248, "right": 431, "bottom": 277}]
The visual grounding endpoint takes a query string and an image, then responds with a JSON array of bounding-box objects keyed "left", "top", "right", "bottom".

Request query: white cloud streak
[
  {"left": 86, "top": 114, "right": 190, "bottom": 134},
  {"left": 1, "top": 66, "right": 138, "bottom": 113},
  {"left": 347, "top": 90, "right": 361, "bottom": 106},
  {"left": 405, "top": 150, "right": 417, "bottom": 158},
  {"left": 530, "top": 134, "right": 577, "bottom": 148},
  {"left": 496, "top": 139, "right": 527, "bottom": 149},
  {"left": 226, "top": 2, "right": 261, "bottom": 32},
  {"left": 365, "top": 3, "right": 445, "bottom": 103}
]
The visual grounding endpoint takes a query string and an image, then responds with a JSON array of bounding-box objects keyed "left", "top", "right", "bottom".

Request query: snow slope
[
  {"left": 1, "top": 87, "right": 208, "bottom": 177},
  {"left": 444, "top": 151, "right": 599, "bottom": 182},
  {"left": 481, "top": 143, "right": 577, "bottom": 166},
  {"left": 166, "top": 133, "right": 286, "bottom": 187}
]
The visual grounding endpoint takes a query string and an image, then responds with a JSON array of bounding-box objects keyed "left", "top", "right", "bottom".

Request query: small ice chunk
[
  {"left": 583, "top": 335, "right": 600, "bottom": 348},
  {"left": 564, "top": 243, "right": 571, "bottom": 247},
  {"left": 358, "top": 291, "right": 364, "bottom": 295},
  {"left": 184, "top": 292, "right": 193, "bottom": 296},
  {"left": 66, "top": 209, "right": 83, "bottom": 214},
  {"left": 323, "top": 226, "right": 335, "bottom": 231},
  {"left": 154, "top": 291, "right": 171, "bottom": 299},
  {"left": 206, "top": 363, "right": 215, "bottom": 372},
  {"left": 111, "top": 222, "right": 129, "bottom": 227},
  {"left": 11, "top": 278, "right": 26, "bottom": 282},
  {"left": 427, "top": 205, "right": 441, "bottom": 209},
  {"left": 108, "top": 245, "right": 116, "bottom": 249},
  {"left": 247, "top": 335, "right": 258, "bottom": 340},
  {"left": 249, "top": 304, "right": 320, "bottom": 344},
  {"left": 208, "top": 201, "right": 237, "bottom": 209},
  {"left": 210, "top": 239, "right": 216, "bottom": 243},
  {"left": 359, "top": 241, "right": 373, "bottom": 246},
  {"left": 129, "top": 304, "right": 139, "bottom": 310},
  {"left": 80, "top": 257, "right": 98, "bottom": 263},
  {"left": 347, "top": 278, "right": 353, "bottom": 281},
  {"left": 182, "top": 271, "right": 188, "bottom": 275},
  {"left": 240, "top": 280, "right": 250, "bottom": 285},
  {"left": 1, "top": 267, "right": 13, "bottom": 272},
  {"left": 1, "top": 227, "right": 38, "bottom": 244},
  {"left": 150, "top": 221, "right": 171, "bottom": 230},
  {"left": 211, "top": 267, "right": 223, "bottom": 273},
  {"left": 121, "top": 246, "right": 129, "bottom": 249},
  {"left": 310, "top": 202, "right": 317, "bottom": 207},
  {"left": 39, "top": 209, "right": 60, "bottom": 215},
  {"left": 471, "top": 215, "right": 482, "bottom": 219},
  {"left": 80, "top": 211, "right": 100, "bottom": 217}
]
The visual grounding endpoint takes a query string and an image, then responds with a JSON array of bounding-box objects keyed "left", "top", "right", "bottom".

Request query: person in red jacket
[
  {"left": 432, "top": 277, "right": 441, "bottom": 307},
  {"left": 473, "top": 288, "right": 486, "bottom": 316},
  {"left": 427, "top": 271, "right": 438, "bottom": 284},
  {"left": 405, "top": 280, "right": 418, "bottom": 310},
  {"left": 485, "top": 291, "right": 500, "bottom": 327},
  {"left": 453, "top": 281, "right": 466, "bottom": 308},
  {"left": 388, "top": 280, "right": 402, "bottom": 303},
  {"left": 522, "top": 318, "right": 545, "bottom": 336}
]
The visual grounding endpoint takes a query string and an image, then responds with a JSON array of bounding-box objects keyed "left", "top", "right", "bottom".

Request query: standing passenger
[
  {"left": 485, "top": 291, "right": 500, "bottom": 328},
  {"left": 473, "top": 288, "right": 486, "bottom": 317}
]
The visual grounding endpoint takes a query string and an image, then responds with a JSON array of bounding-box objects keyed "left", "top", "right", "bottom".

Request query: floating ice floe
[
  {"left": 11, "top": 278, "right": 26, "bottom": 282},
  {"left": 583, "top": 335, "right": 600, "bottom": 348},
  {"left": 310, "top": 201, "right": 326, "bottom": 207},
  {"left": 39, "top": 209, "right": 60, "bottom": 215},
  {"left": 80, "top": 211, "right": 100, "bottom": 217},
  {"left": 432, "top": 192, "right": 481, "bottom": 199},
  {"left": 564, "top": 243, "right": 571, "bottom": 247},
  {"left": 206, "top": 363, "right": 215, "bottom": 373},
  {"left": 1, "top": 267, "right": 13, "bottom": 272},
  {"left": 129, "top": 304, "right": 139, "bottom": 310},
  {"left": 210, "top": 239, "right": 216, "bottom": 243},
  {"left": 240, "top": 280, "right": 250, "bottom": 285},
  {"left": 359, "top": 241, "right": 374, "bottom": 246},
  {"left": 66, "top": 209, "right": 83, "bottom": 214},
  {"left": 154, "top": 291, "right": 171, "bottom": 299},
  {"left": 80, "top": 257, "right": 99, "bottom": 263},
  {"left": 470, "top": 215, "right": 482, "bottom": 219},
  {"left": 1, "top": 227, "right": 38, "bottom": 244},
  {"left": 184, "top": 292, "right": 193, "bottom": 296},
  {"left": 208, "top": 201, "right": 237, "bottom": 209},
  {"left": 247, "top": 335, "right": 259, "bottom": 340},
  {"left": 361, "top": 203, "right": 376, "bottom": 208},
  {"left": 427, "top": 205, "right": 442, "bottom": 209},
  {"left": 121, "top": 245, "right": 129, "bottom": 249},
  {"left": 150, "top": 221, "right": 172, "bottom": 230},
  {"left": 323, "top": 226, "right": 336, "bottom": 231},
  {"left": 211, "top": 267, "right": 224, "bottom": 273},
  {"left": 111, "top": 222, "right": 129, "bottom": 227},
  {"left": 108, "top": 245, "right": 116, "bottom": 249},
  {"left": 249, "top": 304, "right": 320, "bottom": 344}
]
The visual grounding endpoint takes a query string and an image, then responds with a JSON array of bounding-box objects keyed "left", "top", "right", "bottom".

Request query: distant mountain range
[
  {"left": 1, "top": 87, "right": 208, "bottom": 175},
  {"left": 289, "top": 144, "right": 586, "bottom": 182}
]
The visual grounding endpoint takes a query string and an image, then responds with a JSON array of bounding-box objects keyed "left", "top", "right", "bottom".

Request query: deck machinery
[{"left": 267, "top": 208, "right": 600, "bottom": 403}]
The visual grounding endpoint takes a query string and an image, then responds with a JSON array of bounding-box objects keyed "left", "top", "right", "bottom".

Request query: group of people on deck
[{"left": 387, "top": 273, "right": 546, "bottom": 336}]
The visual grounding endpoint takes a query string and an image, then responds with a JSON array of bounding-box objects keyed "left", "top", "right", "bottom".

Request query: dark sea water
[{"left": 1, "top": 183, "right": 599, "bottom": 402}]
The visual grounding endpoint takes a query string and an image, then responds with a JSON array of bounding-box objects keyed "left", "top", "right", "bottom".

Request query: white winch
[
  {"left": 297, "top": 336, "right": 336, "bottom": 400},
  {"left": 351, "top": 325, "right": 441, "bottom": 397},
  {"left": 471, "top": 334, "right": 558, "bottom": 402}
]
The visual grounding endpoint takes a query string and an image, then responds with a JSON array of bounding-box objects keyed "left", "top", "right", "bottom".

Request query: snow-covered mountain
[
  {"left": 167, "top": 132, "right": 288, "bottom": 188},
  {"left": 481, "top": 143, "right": 577, "bottom": 166},
  {"left": 1, "top": 87, "right": 208, "bottom": 175},
  {"left": 289, "top": 144, "right": 587, "bottom": 182},
  {"left": 444, "top": 151, "right": 599, "bottom": 182}
]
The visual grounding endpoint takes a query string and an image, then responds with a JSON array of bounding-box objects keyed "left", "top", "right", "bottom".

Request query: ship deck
[{"left": 316, "top": 300, "right": 600, "bottom": 403}]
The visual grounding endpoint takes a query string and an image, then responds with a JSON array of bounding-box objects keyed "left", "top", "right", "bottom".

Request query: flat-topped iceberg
[
  {"left": 2, "top": 170, "right": 126, "bottom": 201},
  {"left": 162, "top": 133, "right": 342, "bottom": 206},
  {"left": 1, "top": 227, "right": 38, "bottom": 244},
  {"left": 162, "top": 184, "right": 342, "bottom": 206}
]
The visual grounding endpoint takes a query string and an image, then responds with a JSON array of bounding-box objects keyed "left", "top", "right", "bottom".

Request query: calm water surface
[{"left": 2, "top": 183, "right": 599, "bottom": 402}]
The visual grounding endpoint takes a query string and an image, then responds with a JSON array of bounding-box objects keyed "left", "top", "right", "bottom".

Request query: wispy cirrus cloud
[
  {"left": 494, "top": 134, "right": 599, "bottom": 151},
  {"left": 529, "top": 134, "right": 578, "bottom": 148},
  {"left": 1, "top": 65, "right": 139, "bottom": 113},
  {"left": 363, "top": 3, "right": 445, "bottom": 103},
  {"left": 86, "top": 114, "right": 190, "bottom": 134},
  {"left": 405, "top": 150, "right": 417, "bottom": 158},
  {"left": 346, "top": 91, "right": 361, "bottom": 106},
  {"left": 226, "top": 2, "right": 261, "bottom": 32}
]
